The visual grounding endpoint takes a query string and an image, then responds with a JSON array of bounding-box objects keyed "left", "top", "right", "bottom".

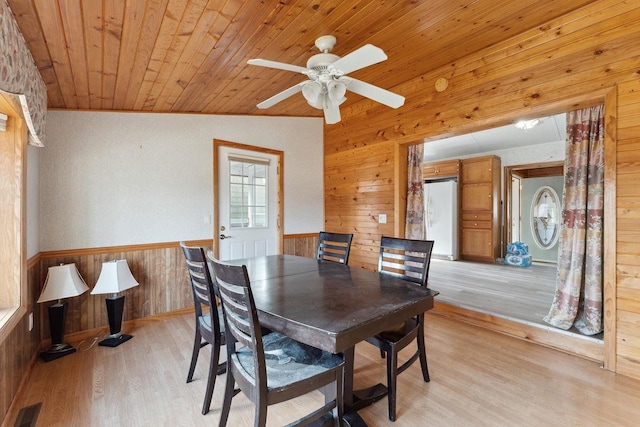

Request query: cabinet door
[
  {"left": 423, "top": 164, "right": 438, "bottom": 177},
  {"left": 462, "top": 228, "right": 493, "bottom": 258},
  {"left": 462, "top": 158, "right": 493, "bottom": 183},
  {"left": 462, "top": 183, "right": 492, "bottom": 211},
  {"left": 436, "top": 161, "right": 459, "bottom": 177},
  {"left": 423, "top": 160, "right": 459, "bottom": 178}
]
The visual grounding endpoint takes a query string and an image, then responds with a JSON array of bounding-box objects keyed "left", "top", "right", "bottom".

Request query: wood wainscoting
[
  {"left": 7, "top": 235, "right": 317, "bottom": 349},
  {"left": 36, "top": 240, "right": 213, "bottom": 341},
  {"left": 283, "top": 233, "right": 319, "bottom": 259},
  {"left": 0, "top": 256, "right": 42, "bottom": 424}
]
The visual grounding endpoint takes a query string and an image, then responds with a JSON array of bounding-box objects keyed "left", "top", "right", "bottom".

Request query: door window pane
[{"left": 229, "top": 160, "right": 268, "bottom": 228}]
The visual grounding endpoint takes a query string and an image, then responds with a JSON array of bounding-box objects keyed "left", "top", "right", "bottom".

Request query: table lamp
[
  {"left": 37, "top": 263, "right": 89, "bottom": 362},
  {"left": 91, "top": 259, "right": 139, "bottom": 347}
]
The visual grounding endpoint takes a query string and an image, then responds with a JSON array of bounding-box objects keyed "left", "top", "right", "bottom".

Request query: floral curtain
[
  {"left": 0, "top": 0, "right": 47, "bottom": 146},
  {"left": 544, "top": 105, "right": 605, "bottom": 336},
  {"left": 405, "top": 144, "right": 425, "bottom": 240}
]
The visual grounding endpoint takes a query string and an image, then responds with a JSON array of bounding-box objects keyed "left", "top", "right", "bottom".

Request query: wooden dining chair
[
  {"left": 209, "top": 257, "right": 345, "bottom": 427},
  {"left": 180, "top": 242, "right": 228, "bottom": 415},
  {"left": 366, "top": 236, "right": 435, "bottom": 421},
  {"left": 316, "top": 231, "right": 354, "bottom": 264}
]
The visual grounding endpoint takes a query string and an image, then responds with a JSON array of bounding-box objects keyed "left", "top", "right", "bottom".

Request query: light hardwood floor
[
  {"left": 4, "top": 312, "right": 639, "bottom": 426},
  {"left": 428, "top": 259, "right": 603, "bottom": 340}
]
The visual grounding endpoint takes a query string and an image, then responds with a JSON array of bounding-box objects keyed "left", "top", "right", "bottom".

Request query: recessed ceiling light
[{"left": 514, "top": 119, "right": 541, "bottom": 131}]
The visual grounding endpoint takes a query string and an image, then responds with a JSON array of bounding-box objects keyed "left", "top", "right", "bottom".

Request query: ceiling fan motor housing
[
  {"left": 315, "top": 35, "right": 337, "bottom": 52},
  {"left": 306, "top": 53, "right": 340, "bottom": 71}
]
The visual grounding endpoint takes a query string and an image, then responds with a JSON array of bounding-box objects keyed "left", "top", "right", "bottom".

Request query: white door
[
  {"left": 511, "top": 176, "right": 521, "bottom": 242},
  {"left": 217, "top": 146, "right": 279, "bottom": 260}
]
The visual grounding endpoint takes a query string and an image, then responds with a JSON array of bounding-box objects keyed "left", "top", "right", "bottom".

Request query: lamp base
[
  {"left": 98, "top": 334, "right": 133, "bottom": 347},
  {"left": 40, "top": 343, "right": 76, "bottom": 362}
]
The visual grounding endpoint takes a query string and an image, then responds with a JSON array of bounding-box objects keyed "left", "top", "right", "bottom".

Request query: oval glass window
[{"left": 530, "top": 186, "right": 561, "bottom": 249}]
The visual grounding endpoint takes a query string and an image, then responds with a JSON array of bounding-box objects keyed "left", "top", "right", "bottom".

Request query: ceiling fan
[{"left": 247, "top": 35, "right": 405, "bottom": 124}]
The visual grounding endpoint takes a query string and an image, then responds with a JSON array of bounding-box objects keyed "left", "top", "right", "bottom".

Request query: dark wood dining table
[{"left": 224, "top": 254, "right": 438, "bottom": 427}]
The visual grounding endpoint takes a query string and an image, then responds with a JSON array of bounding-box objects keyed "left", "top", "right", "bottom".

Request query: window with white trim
[{"left": 228, "top": 158, "right": 268, "bottom": 229}]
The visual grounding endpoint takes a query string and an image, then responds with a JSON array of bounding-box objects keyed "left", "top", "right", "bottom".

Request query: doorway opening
[
  {"left": 504, "top": 161, "right": 565, "bottom": 264},
  {"left": 423, "top": 92, "right": 615, "bottom": 363}
]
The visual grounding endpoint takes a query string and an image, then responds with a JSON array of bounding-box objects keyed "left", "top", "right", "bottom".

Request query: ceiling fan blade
[
  {"left": 247, "top": 59, "right": 309, "bottom": 74},
  {"left": 330, "top": 44, "right": 387, "bottom": 75},
  {"left": 323, "top": 103, "right": 341, "bottom": 125},
  {"left": 346, "top": 78, "right": 405, "bottom": 109},
  {"left": 256, "top": 82, "right": 307, "bottom": 109}
]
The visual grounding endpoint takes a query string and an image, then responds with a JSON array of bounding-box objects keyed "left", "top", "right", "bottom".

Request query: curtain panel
[
  {"left": 405, "top": 144, "right": 425, "bottom": 240},
  {"left": 0, "top": 0, "right": 47, "bottom": 146},
  {"left": 544, "top": 105, "right": 605, "bottom": 336}
]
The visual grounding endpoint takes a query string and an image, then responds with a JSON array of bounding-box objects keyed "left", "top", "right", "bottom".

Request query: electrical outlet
[
  {"left": 378, "top": 214, "right": 387, "bottom": 224},
  {"left": 28, "top": 312, "right": 33, "bottom": 331}
]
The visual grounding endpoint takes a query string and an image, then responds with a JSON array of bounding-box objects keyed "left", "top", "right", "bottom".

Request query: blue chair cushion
[
  {"left": 236, "top": 332, "right": 343, "bottom": 389},
  {"left": 200, "top": 306, "right": 225, "bottom": 333}
]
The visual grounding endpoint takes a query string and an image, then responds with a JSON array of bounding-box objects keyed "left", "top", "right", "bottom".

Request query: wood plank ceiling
[{"left": 8, "top": 0, "right": 598, "bottom": 119}]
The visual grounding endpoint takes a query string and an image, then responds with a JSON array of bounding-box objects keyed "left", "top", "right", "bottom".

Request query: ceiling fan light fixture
[
  {"left": 302, "top": 81, "right": 323, "bottom": 105},
  {"left": 327, "top": 81, "right": 347, "bottom": 103},
  {"left": 248, "top": 34, "right": 404, "bottom": 124},
  {"left": 514, "top": 119, "right": 541, "bottom": 131},
  {"left": 307, "top": 95, "right": 325, "bottom": 110}
]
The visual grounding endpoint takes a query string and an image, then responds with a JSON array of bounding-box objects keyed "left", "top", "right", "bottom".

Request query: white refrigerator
[{"left": 424, "top": 180, "right": 458, "bottom": 260}]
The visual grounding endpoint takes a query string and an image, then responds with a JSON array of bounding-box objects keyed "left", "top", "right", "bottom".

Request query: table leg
[{"left": 318, "top": 347, "right": 387, "bottom": 427}]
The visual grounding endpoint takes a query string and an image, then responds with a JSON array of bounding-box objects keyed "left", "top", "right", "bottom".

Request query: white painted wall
[
  {"left": 26, "top": 145, "right": 40, "bottom": 258},
  {"left": 491, "top": 140, "right": 564, "bottom": 167},
  {"left": 40, "top": 111, "right": 324, "bottom": 251},
  {"left": 453, "top": 140, "right": 565, "bottom": 166}
]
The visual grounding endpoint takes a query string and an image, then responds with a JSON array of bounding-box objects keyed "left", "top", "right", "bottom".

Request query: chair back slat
[
  {"left": 216, "top": 279, "right": 254, "bottom": 349},
  {"left": 209, "top": 259, "right": 266, "bottom": 377},
  {"left": 378, "top": 236, "right": 434, "bottom": 287},
  {"left": 181, "top": 243, "right": 218, "bottom": 315},
  {"left": 317, "top": 231, "right": 354, "bottom": 264}
]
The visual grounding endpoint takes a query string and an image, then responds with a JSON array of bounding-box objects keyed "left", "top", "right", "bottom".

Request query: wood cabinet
[
  {"left": 423, "top": 159, "right": 460, "bottom": 178},
  {"left": 460, "top": 155, "right": 501, "bottom": 263}
]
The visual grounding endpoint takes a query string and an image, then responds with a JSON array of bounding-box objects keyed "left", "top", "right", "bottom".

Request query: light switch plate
[{"left": 378, "top": 214, "right": 387, "bottom": 224}]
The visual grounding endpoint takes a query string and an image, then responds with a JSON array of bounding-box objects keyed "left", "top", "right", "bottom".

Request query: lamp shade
[
  {"left": 37, "top": 263, "right": 89, "bottom": 303},
  {"left": 91, "top": 260, "right": 139, "bottom": 295}
]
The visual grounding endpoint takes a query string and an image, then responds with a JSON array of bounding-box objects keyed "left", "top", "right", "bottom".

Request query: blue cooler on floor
[
  {"left": 504, "top": 242, "right": 532, "bottom": 267},
  {"left": 504, "top": 254, "right": 532, "bottom": 267}
]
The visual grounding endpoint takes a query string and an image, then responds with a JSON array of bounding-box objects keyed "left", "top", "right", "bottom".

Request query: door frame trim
[{"left": 213, "top": 139, "right": 284, "bottom": 258}]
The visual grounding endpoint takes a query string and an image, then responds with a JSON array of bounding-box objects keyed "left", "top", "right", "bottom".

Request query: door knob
[{"left": 219, "top": 234, "right": 232, "bottom": 240}]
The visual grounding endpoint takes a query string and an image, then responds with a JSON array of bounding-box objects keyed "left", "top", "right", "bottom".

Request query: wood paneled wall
[
  {"left": 614, "top": 78, "right": 640, "bottom": 377},
  {"left": 324, "top": 0, "right": 640, "bottom": 379},
  {"left": 0, "top": 258, "right": 41, "bottom": 423},
  {"left": 325, "top": 142, "right": 398, "bottom": 271}
]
